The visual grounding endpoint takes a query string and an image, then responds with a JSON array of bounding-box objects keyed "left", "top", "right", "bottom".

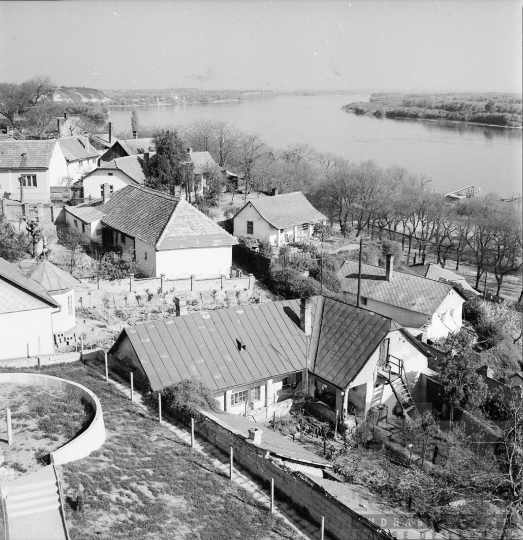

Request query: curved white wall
[{"left": 0, "top": 373, "right": 106, "bottom": 465}]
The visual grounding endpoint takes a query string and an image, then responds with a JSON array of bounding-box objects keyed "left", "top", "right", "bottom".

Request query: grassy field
[{"left": 4, "top": 364, "right": 298, "bottom": 540}]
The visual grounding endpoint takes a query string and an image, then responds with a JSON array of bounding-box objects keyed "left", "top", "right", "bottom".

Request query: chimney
[
  {"left": 84, "top": 135, "right": 90, "bottom": 152},
  {"left": 174, "top": 295, "right": 188, "bottom": 316},
  {"left": 300, "top": 297, "right": 312, "bottom": 336},
  {"left": 386, "top": 254, "right": 394, "bottom": 281},
  {"left": 187, "top": 147, "right": 193, "bottom": 153},
  {"left": 64, "top": 112, "right": 67, "bottom": 119},
  {"left": 108, "top": 122, "right": 112, "bottom": 144},
  {"left": 132, "top": 130, "right": 137, "bottom": 139},
  {"left": 56, "top": 118, "right": 61, "bottom": 136},
  {"left": 483, "top": 366, "right": 494, "bottom": 379},
  {"left": 102, "top": 183, "right": 111, "bottom": 204},
  {"left": 248, "top": 427, "right": 263, "bottom": 445},
  {"left": 271, "top": 187, "right": 279, "bottom": 196}
]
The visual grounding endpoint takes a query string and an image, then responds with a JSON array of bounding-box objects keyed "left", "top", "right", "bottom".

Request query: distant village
[{"left": 0, "top": 79, "right": 522, "bottom": 540}]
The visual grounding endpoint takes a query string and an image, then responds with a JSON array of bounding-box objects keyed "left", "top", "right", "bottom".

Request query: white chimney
[
  {"left": 102, "top": 183, "right": 111, "bottom": 204},
  {"left": 386, "top": 255, "right": 394, "bottom": 281},
  {"left": 300, "top": 297, "right": 312, "bottom": 336},
  {"left": 248, "top": 428, "right": 263, "bottom": 445}
]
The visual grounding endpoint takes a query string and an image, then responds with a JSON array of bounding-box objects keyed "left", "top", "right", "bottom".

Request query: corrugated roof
[
  {"left": 404, "top": 263, "right": 478, "bottom": 294},
  {"left": 238, "top": 192, "right": 327, "bottom": 229},
  {"left": 113, "top": 299, "right": 309, "bottom": 392},
  {"left": 310, "top": 297, "right": 397, "bottom": 389},
  {"left": 207, "top": 411, "right": 329, "bottom": 465},
  {"left": 188, "top": 151, "right": 216, "bottom": 175},
  {"left": 337, "top": 261, "right": 457, "bottom": 316},
  {"left": 0, "top": 257, "right": 59, "bottom": 309},
  {"left": 0, "top": 140, "right": 57, "bottom": 169},
  {"left": 29, "top": 260, "right": 79, "bottom": 292},
  {"left": 58, "top": 137, "right": 100, "bottom": 162}
]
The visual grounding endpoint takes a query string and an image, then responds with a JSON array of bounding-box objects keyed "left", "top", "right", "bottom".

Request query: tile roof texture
[
  {"left": 113, "top": 299, "right": 311, "bottom": 392},
  {"left": 337, "top": 261, "right": 456, "bottom": 316},
  {"left": 238, "top": 192, "right": 327, "bottom": 229},
  {"left": 188, "top": 151, "right": 216, "bottom": 175},
  {"left": 0, "top": 257, "right": 59, "bottom": 311},
  {"left": 118, "top": 138, "right": 154, "bottom": 156},
  {"left": 404, "top": 263, "right": 478, "bottom": 294},
  {"left": 309, "top": 296, "right": 399, "bottom": 389},
  {"left": 0, "top": 140, "right": 57, "bottom": 169},
  {"left": 58, "top": 137, "right": 100, "bottom": 162},
  {"left": 100, "top": 154, "right": 152, "bottom": 184},
  {"left": 29, "top": 260, "right": 79, "bottom": 292}
]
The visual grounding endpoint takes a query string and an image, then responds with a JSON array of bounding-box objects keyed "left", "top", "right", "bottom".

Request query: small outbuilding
[{"left": 30, "top": 260, "right": 79, "bottom": 333}]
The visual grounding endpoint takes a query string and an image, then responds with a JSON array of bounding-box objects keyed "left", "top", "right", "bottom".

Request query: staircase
[
  {"left": 390, "top": 376, "right": 416, "bottom": 418},
  {"left": 3, "top": 465, "right": 68, "bottom": 540}
]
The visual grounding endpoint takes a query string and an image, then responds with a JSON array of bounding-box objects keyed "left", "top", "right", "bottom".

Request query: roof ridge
[
  {"left": 155, "top": 197, "right": 181, "bottom": 248},
  {"left": 128, "top": 184, "right": 178, "bottom": 201}
]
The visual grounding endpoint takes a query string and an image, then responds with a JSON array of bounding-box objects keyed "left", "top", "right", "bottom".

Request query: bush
[
  {"left": 267, "top": 266, "right": 321, "bottom": 299},
  {"left": 159, "top": 379, "right": 220, "bottom": 418},
  {"left": 381, "top": 240, "right": 403, "bottom": 267},
  {"left": 309, "top": 267, "right": 342, "bottom": 293},
  {"left": 258, "top": 240, "right": 273, "bottom": 258}
]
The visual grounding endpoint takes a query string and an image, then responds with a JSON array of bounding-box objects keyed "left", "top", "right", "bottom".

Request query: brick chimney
[
  {"left": 248, "top": 427, "right": 263, "bottom": 445},
  {"left": 174, "top": 295, "right": 187, "bottom": 316},
  {"left": 102, "top": 183, "right": 111, "bottom": 204},
  {"left": 386, "top": 255, "right": 394, "bottom": 281},
  {"left": 300, "top": 297, "right": 312, "bottom": 336},
  {"left": 132, "top": 130, "right": 137, "bottom": 139}
]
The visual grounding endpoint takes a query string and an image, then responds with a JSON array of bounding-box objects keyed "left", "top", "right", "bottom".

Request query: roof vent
[
  {"left": 248, "top": 428, "right": 263, "bottom": 445},
  {"left": 236, "top": 338, "right": 246, "bottom": 351}
]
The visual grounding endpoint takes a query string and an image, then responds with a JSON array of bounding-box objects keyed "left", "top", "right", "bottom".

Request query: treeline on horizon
[{"left": 344, "top": 92, "right": 523, "bottom": 128}]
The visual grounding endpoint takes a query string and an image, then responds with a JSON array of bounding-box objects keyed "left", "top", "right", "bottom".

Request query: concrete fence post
[
  {"left": 129, "top": 273, "right": 135, "bottom": 292},
  {"left": 270, "top": 478, "right": 274, "bottom": 513},
  {"left": 160, "top": 273, "right": 165, "bottom": 293},
  {"left": 248, "top": 273, "right": 254, "bottom": 290},
  {"left": 220, "top": 274, "right": 226, "bottom": 290},
  {"left": 104, "top": 351, "right": 108, "bottom": 382},
  {"left": 50, "top": 205, "right": 55, "bottom": 223},
  {"left": 190, "top": 275, "right": 195, "bottom": 291},
  {"left": 80, "top": 336, "right": 84, "bottom": 362},
  {"left": 130, "top": 372, "right": 134, "bottom": 402},
  {"left": 191, "top": 417, "right": 195, "bottom": 449},
  {"left": 0, "top": 198, "right": 6, "bottom": 216},
  {"left": 6, "top": 408, "right": 12, "bottom": 446},
  {"left": 158, "top": 392, "right": 162, "bottom": 423},
  {"left": 230, "top": 447, "right": 234, "bottom": 481},
  {"left": 320, "top": 516, "right": 325, "bottom": 540}
]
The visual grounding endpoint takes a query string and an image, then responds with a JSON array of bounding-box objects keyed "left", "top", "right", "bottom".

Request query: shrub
[
  {"left": 267, "top": 266, "right": 321, "bottom": 299},
  {"left": 258, "top": 240, "right": 273, "bottom": 258},
  {"left": 381, "top": 240, "right": 403, "bottom": 267},
  {"left": 309, "top": 267, "right": 342, "bottom": 293},
  {"left": 159, "top": 378, "right": 220, "bottom": 418}
]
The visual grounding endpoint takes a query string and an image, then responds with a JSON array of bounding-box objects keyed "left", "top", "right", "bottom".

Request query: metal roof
[
  {"left": 404, "top": 263, "right": 478, "bottom": 295},
  {"left": 29, "top": 260, "right": 79, "bottom": 292}
]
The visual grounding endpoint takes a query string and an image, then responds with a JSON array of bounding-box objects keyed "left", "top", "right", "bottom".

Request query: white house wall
[
  {"left": 0, "top": 307, "right": 55, "bottom": 360},
  {"left": 50, "top": 289, "right": 76, "bottom": 333},
  {"left": 156, "top": 246, "right": 232, "bottom": 279},
  {"left": 233, "top": 204, "right": 272, "bottom": 243},
  {"left": 135, "top": 238, "right": 157, "bottom": 277},
  {"left": 0, "top": 168, "right": 51, "bottom": 203},
  {"left": 66, "top": 157, "right": 98, "bottom": 183},
  {"left": 83, "top": 169, "right": 133, "bottom": 199},
  {"left": 427, "top": 289, "right": 464, "bottom": 340}
]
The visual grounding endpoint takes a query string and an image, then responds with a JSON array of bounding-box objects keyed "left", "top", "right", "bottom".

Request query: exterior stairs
[
  {"left": 390, "top": 375, "right": 416, "bottom": 419},
  {"left": 2, "top": 465, "right": 68, "bottom": 540}
]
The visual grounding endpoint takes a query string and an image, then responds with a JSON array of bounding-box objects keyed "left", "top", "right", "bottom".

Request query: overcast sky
[{"left": 1, "top": 1, "right": 521, "bottom": 92}]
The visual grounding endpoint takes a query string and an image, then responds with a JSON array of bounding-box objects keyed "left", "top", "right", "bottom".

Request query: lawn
[{"left": 5, "top": 364, "right": 299, "bottom": 540}]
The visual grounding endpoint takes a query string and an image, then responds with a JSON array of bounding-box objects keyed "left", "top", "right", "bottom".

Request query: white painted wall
[
  {"left": 156, "top": 246, "right": 232, "bottom": 279},
  {"left": 0, "top": 168, "right": 50, "bottom": 202},
  {"left": 48, "top": 143, "right": 70, "bottom": 186},
  {"left": 66, "top": 156, "right": 98, "bottom": 183},
  {"left": 65, "top": 211, "right": 102, "bottom": 243},
  {"left": 427, "top": 289, "right": 464, "bottom": 340},
  {"left": 50, "top": 289, "right": 76, "bottom": 333},
  {"left": 83, "top": 169, "right": 133, "bottom": 199},
  {"left": 0, "top": 307, "right": 55, "bottom": 360},
  {"left": 135, "top": 238, "right": 157, "bottom": 277}
]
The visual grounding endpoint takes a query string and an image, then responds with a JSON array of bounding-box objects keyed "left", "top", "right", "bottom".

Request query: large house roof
[
  {"left": 112, "top": 299, "right": 311, "bottom": 392},
  {"left": 337, "top": 261, "right": 463, "bottom": 316},
  {"left": 29, "top": 260, "right": 79, "bottom": 292},
  {"left": 404, "top": 263, "right": 478, "bottom": 295},
  {"left": 0, "top": 139, "right": 57, "bottom": 169},
  {"left": 237, "top": 192, "right": 327, "bottom": 230},
  {"left": 97, "top": 185, "right": 237, "bottom": 249},
  {"left": 187, "top": 151, "right": 216, "bottom": 175},
  {"left": 90, "top": 154, "right": 152, "bottom": 184},
  {"left": 58, "top": 136, "right": 100, "bottom": 162},
  {"left": 118, "top": 138, "right": 154, "bottom": 156},
  {"left": 0, "top": 257, "right": 59, "bottom": 313},
  {"left": 309, "top": 296, "right": 400, "bottom": 389}
]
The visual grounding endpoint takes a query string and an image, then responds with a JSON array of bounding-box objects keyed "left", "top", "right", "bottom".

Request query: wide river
[{"left": 107, "top": 94, "right": 522, "bottom": 197}]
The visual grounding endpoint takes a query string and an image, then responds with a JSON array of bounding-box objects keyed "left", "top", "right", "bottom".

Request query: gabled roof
[
  {"left": 188, "top": 151, "right": 216, "bottom": 175},
  {"left": 88, "top": 153, "right": 152, "bottom": 184},
  {"left": 310, "top": 296, "right": 399, "bottom": 389},
  {"left": 337, "top": 261, "right": 464, "bottom": 316},
  {"left": 404, "top": 263, "right": 478, "bottom": 295},
  {"left": 29, "top": 260, "right": 79, "bottom": 292},
  {"left": 111, "top": 299, "right": 310, "bottom": 392},
  {"left": 0, "top": 257, "right": 59, "bottom": 312},
  {"left": 64, "top": 203, "right": 105, "bottom": 223},
  {"left": 58, "top": 136, "right": 100, "bottom": 162},
  {"left": 236, "top": 192, "right": 327, "bottom": 229},
  {"left": 0, "top": 139, "right": 57, "bottom": 169},
  {"left": 97, "top": 185, "right": 237, "bottom": 249},
  {"left": 92, "top": 133, "right": 118, "bottom": 149},
  {"left": 118, "top": 138, "right": 154, "bottom": 156}
]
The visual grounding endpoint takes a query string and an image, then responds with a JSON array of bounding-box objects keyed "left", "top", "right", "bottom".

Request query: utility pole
[{"left": 356, "top": 238, "right": 363, "bottom": 308}]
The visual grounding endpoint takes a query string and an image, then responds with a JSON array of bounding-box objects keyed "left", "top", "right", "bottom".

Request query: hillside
[
  {"left": 52, "top": 86, "right": 111, "bottom": 104},
  {"left": 343, "top": 92, "right": 522, "bottom": 128}
]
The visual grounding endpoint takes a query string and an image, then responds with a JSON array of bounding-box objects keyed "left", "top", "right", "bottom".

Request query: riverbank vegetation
[{"left": 343, "top": 92, "right": 522, "bottom": 128}]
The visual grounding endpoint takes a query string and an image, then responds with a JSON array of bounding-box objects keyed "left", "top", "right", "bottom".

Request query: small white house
[
  {"left": 57, "top": 136, "right": 100, "bottom": 183},
  {"left": 233, "top": 191, "right": 327, "bottom": 247},
  {"left": 0, "top": 257, "right": 59, "bottom": 361},
  {"left": 29, "top": 260, "right": 79, "bottom": 333}
]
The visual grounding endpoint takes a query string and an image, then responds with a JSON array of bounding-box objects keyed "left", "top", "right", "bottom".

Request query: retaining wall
[
  {"left": 191, "top": 410, "right": 393, "bottom": 540},
  {"left": 0, "top": 373, "right": 106, "bottom": 465}
]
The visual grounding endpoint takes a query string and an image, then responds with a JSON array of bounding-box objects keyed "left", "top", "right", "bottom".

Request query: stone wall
[{"left": 189, "top": 410, "right": 393, "bottom": 540}]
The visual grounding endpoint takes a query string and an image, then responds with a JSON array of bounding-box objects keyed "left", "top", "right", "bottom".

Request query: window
[
  {"left": 302, "top": 223, "right": 309, "bottom": 231},
  {"left": 109, "top": 185, "right": 114, "bottom": 193},
  {"left": 280, "top": 229, "right": 284, "bottom": 233},
  {"left": 74, "top": 219, "right": 78, "bottom": 228},
  {"left": 20, "top": 174, "right": 37, "bottom": 187},
  {"left": 282, "top": 377, "right": 290, "bottom": 389},
  {"left": 68, "top": 295, "right": 73, "bottom": 316},
  {"left": 79, "top": 160, "right": 83, "bottom": 166},
  {"left": 121, "top": 233, "right": 126, "bottom": 244},
  {"left": 247, "top": 221, "right": 254, "bottom": 234},
  {"left": 82, "top": 223, "right": 86, "bottom": 233},
  {"left": 361, "top": 296, "right": 368, "bottom": 306},
  {"left": 108, "top": 172, "right": 113, "bottom": 176},
  {"left": 295, "top": 372, "right": 303, "bottom": 384},
  {"left": 251, "top": 386, "right": 261, "bottom": 402},
  {"left": 231, "top": 390, "right": 248, "bottom": 405}
]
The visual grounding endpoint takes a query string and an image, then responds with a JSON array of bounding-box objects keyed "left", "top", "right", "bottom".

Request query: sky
[{"left": 0, "top": 0, "right": 521, "bottom": 92}]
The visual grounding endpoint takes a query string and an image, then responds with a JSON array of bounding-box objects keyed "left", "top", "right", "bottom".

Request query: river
[{"left": 107, "top": 94, "right": 522, "bottom": 197}]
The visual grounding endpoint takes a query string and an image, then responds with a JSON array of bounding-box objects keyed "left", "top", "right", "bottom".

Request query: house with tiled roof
[
  {"left": 109, "top": 295, "right": 435, "bottom": 420},
  {"left": 404, "top": 262, "right": 478, "bottom": 295},
  {"left": 81, "top": 153, "right": 151, "bottom": 199},
  {"left": 337, "top": 256, "right": 467, "bottom": 340},
  {"left": 58, "top": 136, "right": 100, "bottom": 182},
  {"left": 0, "top": 139, "right": 69, "bottom": 203},
  {"left": 30, "top": 260, "right": 79, "bottom": 332},
  {"left": 233, "top": 191, "right": 327, "bottom": 247},
  {"left": 99, "top": 137, "right": 154, "bottom": 163},
  {"left": 64, "top": 184, "right": 237, "bottom": 278},
  {"left": 185, "top": 149, "right": 218, "bottom": 197},
  {"left": 0, "top": 257, "right": 59, "bottom": 361}
]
